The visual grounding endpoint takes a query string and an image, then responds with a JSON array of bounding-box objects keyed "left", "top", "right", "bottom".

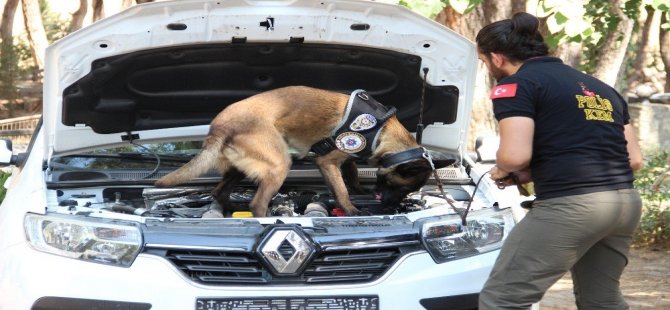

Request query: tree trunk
[
  {"left": 92, "top": 0, "right": 104, "bottom": 22},
  {"left": 121, "top": 0, "right": 133, "bottom": 9},
  {"left": 629, "top": 5, "right": 663, "bottom": 93},
  {"left": 435, "top": 0, "right": 517, "bottom": 150},
  {"left": 591, "top": 0, "right": 634, "bottom": 87},
  {"left": 553, "top": 42, "right": 582, "bottom": 68},
  {"left": 69, "top": 0, "right": 88, "bottom": 33},
  {"left": 21, "top": 0, "right": 48, "bottom": 81},
  {"left": 661, "top": 12, "right": 670, "bottom": 92},
  {"left": 1, "top": 0, "right": 19, "bottom": 53},
  {"left": 1, "top": 0, "right": 20, "bottom": 117},
  {"left": 511, "top": 0, "right": 526, "bottom": 14}
]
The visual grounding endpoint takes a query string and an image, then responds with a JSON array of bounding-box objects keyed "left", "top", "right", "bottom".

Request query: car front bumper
[{"left": 0, "top": 242, "right": 495, "bottom": 309}]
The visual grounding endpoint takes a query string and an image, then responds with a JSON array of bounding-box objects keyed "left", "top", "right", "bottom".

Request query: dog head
[{"left": 375, "top": 149, "right": 455, "bottom": 207}]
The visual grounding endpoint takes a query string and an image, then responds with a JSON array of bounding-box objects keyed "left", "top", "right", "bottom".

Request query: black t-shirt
[{"left": 491, "top": 57, "right": 634, "bottom": 199}]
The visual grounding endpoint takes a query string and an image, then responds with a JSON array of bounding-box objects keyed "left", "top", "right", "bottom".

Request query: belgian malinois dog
[{"left": 155, "top": 86, "right": 453, "bottom": 217}]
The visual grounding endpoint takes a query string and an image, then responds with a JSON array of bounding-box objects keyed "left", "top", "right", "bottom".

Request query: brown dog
[{"left": 154, "top": 86, "right": 453, "bottom": 217}]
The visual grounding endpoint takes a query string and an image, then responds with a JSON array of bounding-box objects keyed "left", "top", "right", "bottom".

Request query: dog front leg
[
  {"left": 316, "top": 156, "right": 360, "bottom": 216},
  {"left": 341, "top": 159, "right": 371, "bottom": 194}
]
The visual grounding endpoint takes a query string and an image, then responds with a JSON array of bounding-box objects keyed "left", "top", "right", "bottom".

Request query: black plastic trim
[
  {"left": 32, "top": 297, "right": 151, "bottom": 310},
  {"left": 419, "top": 293, "right": 479, "bottom": 310},
  {"left": 62, "top": 43, "right": 459, "bottom": 134}
]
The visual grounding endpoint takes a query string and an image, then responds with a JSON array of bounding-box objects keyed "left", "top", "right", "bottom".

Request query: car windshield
[
  {"left": 49, "top": 141, "right": 337, "bottom": 171},
  {"left": 50, "top": 141, "right": 203, "bottom": 170}
]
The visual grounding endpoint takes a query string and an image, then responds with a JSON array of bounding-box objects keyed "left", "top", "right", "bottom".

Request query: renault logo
[{"left": 258, "top": 227, "right": 315, "bottom": 275}]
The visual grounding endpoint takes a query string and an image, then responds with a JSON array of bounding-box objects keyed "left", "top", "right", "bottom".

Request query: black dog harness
[
  {"left": 310, "top": 89, "right": 439, "bottom": 170},
  {"left": 311, "top": 90, "right": 397, "bottom": 159}
]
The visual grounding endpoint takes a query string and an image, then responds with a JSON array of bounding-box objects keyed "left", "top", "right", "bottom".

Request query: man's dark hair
[{"left": 476, "top": 12, "right": 549, "bottom": 62}]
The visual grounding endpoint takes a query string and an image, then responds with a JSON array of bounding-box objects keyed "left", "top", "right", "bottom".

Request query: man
[{"left": 475, "top": 12, "right": 643, "bottom": 309}]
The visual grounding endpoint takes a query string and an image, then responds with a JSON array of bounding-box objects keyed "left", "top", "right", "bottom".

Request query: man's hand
[
  {"left": 490, "top": 166, "right": 532, "bottom": 196},
  {"left": 489, "top": 165, "right": 510, "bottom": 181}
]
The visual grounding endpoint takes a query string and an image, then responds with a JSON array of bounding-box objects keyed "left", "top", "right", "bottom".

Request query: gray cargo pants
[{"left": 479, "top": 188, "right": 642, "bottom": 309}]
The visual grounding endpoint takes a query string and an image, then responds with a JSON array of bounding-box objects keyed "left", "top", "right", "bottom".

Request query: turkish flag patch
[{"left": 490, "top": 83, "right": 518, "bottom": 99}]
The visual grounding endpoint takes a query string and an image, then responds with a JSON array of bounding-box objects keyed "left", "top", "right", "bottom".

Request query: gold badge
[{"left": 335, "top": 132, "right": 366, "bottom": 153}]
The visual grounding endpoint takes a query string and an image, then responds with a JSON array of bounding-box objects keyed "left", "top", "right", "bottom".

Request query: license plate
[{"left": 195, "top": 296, "right": 379, "bottom": 310}]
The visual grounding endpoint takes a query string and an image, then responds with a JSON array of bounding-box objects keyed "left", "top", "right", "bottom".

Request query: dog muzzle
[{"left": 380, "top": 147, "right": 435, "bottom": 169}]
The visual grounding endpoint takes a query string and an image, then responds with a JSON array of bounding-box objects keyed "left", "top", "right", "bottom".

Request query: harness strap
[{"left": 310, "top": 90, "right": 396, "bottom": 158}]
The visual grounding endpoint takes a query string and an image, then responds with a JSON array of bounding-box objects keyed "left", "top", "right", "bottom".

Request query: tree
[
  {"left": 590, "top": 0, "right": 635, "bottom": 87},
  {"left": 659, "top": 7, "right": 670, "bottom": 91},
  {"left": 434, "top": 0, "right": 529, "bottom": 148},
  {"left": 92, "top": 0, "right": 104, "bottom": 22},
  {"left": 1, "top": 0, "right": 20, "bottom": 117},
  {"left": 21, "top": 0, "right": 48, "bottom": 80},
  {"left": 404, "top": 0, "right": 670, "bottom": 148},
  {"left": 69, "top": 0, "right": 87, "bottom": 33},
  {"left": 121, "top": 0, "right": 133, "bottom": 9},
  {"left": 630, "top": 5, "right": 663, "bottom": 93}
]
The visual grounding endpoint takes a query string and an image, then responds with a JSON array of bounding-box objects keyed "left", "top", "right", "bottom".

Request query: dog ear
[
  {"left": 395, "top": 160, "right": 433, "bottom": 177},
  {"left": 427, "top": 150, "right": 456, "bottom": 169}
]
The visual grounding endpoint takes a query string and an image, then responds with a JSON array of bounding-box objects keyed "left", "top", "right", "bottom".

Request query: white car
[{"left": 0, "top": 0, "right": 526, "bottom": 309}]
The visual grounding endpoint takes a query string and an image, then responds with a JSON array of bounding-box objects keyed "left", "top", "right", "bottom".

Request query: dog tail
[{"left": 154, "top": 138, "right": 223, "bottom": 187}]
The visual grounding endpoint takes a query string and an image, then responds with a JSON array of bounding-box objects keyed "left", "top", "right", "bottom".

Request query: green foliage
[
  {"left": 13, "top": 40, "right": 38, "bottom": 79},
  {"left": 39, "top": 0, "right": 69, "bottom": 43},
  {"left": 539, "top": 0, "right": 595, "bottom": 49},
  {"left": 579, "top": 1, "right": 615, "bottom": 73},
  {"left": 0, "top": 41, "right": 20, "bottom": 107},
  {"left": 398, "top": 0, "right": 447, "bottom": 18},
  {"left": 0, "top": 171, "right": 10, "bottom": 203},
  {"left": 651, "top": 0, "right": 670, "bottom": 29},
  {"left": 633, "top": 148, "right": 670, "bottom": 246},
  {"left": 442, "top": 0, "right": 482, "bottom": 14}
]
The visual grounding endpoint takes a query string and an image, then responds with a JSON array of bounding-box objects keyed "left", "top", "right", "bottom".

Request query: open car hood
[{"left": 43, "top": 0, "right": 477, "bottom": 156}]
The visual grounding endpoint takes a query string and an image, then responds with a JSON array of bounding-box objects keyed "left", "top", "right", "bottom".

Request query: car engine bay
[{"left": 47, "top": 178, "right": 485, "bottom": 220}]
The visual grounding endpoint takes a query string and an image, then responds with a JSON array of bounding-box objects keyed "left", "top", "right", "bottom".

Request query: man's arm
[
  {"left": 624, "top": 124, "right": 643, "bottom": 172},
  {"left": 490, "top": 116, "right": 534, "bottom": 181}
]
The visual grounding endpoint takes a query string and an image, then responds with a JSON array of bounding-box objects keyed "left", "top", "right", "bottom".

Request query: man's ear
[{"left": 490, "top": 52, "right": 505, "bottom": 67}]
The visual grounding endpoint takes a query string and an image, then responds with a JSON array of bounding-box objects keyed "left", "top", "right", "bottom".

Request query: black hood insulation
[{"left": 62, "top": 43, "right": 459, "bottom": 134}]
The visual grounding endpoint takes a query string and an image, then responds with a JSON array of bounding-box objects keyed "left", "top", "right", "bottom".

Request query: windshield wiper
[
  {"left": 57, "top": 153, "right": 194, "bottom": 163},
  {"left": 117, "top": 152, "right": 194, "bottom": 162}
]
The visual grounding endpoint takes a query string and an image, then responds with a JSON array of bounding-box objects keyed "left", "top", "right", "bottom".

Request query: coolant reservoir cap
[{"left": 232, "top": 211, "right": 254, "bottom": 218}]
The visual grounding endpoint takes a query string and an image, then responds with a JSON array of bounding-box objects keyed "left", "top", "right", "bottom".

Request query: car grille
[{"left": 155, "top": 246, "right": 403, "bottom": 286}]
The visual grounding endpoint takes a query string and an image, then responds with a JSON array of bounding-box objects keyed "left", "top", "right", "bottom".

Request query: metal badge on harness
[{"left": 311, "top": 90, "right": 397, "bottom": 158}]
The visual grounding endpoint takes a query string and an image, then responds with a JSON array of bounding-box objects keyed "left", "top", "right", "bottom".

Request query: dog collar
[
  {"left": 380, "top": 147, "right": 435, "bottom": 169},
  {"left": 311, "top": 90, "right": 396, "bottom": 158}
]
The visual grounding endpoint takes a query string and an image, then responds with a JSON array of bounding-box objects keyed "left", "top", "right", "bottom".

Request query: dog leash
[
  {"left": 423, "top": 149, "right": 479, "bottom": 226},
  {"left": 495, "top": 173, "right": 531, "bottom": 196},
  {"left": 413, "top": 76, "right": 474, "bottom": 226}
]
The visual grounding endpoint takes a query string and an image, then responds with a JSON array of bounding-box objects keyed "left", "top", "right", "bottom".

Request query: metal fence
[{"left": 0, "top": 114, "right": 40, "bottom": 147}]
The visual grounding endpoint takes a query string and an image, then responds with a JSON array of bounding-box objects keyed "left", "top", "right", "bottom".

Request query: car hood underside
[
  {"left": 44, "top": 0, "right": 477, "bottom": 154},
  {"left": 63, "top": 43, "right": 459, "bottom": 134}
]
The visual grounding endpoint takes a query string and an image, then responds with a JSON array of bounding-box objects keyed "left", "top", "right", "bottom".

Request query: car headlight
[
  {"left": 24, "top": 213, "right": 142, "bottom": 267},
  {"left": 421, "top": 208, "right": 515, "bottom": 263}
]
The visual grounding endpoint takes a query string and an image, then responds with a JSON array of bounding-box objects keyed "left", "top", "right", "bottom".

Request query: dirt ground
[{"left": 540, "top": 247, "right": 670, "bottom": 309}]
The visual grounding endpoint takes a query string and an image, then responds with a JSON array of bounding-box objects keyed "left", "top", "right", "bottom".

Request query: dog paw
[{"left": 343, "top": 207, "right": 361, "bottom": 216}]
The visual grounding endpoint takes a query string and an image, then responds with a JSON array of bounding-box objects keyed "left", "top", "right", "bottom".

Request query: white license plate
[{"left": 195, "top": 296, "right": 379, "bottom": 310}]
